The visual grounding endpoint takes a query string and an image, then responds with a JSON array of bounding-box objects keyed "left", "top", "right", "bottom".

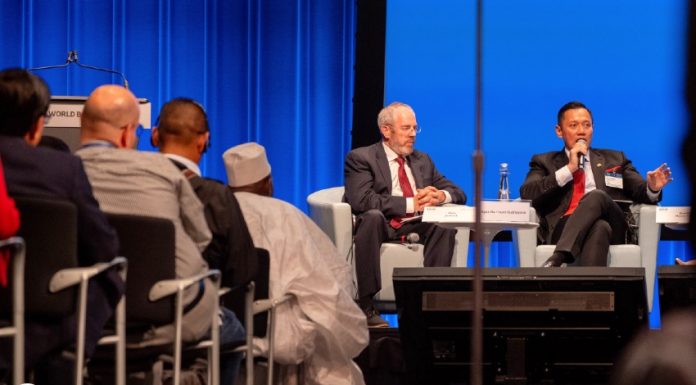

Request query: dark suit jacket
[
  {"left": 344, "top": 142, "right": 466, "bottom": 217},
  {"left": 0, "top": 135, "right": 124, "bottom": 364},
  {"left": 519, "top": 148, "right": 660, "bottom": 243},
  {"left": 168, "top": 159, "right": 258, "bottom": 290}
]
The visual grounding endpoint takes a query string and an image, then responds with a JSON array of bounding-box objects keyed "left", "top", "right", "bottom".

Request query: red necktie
[
  {"left": 390, "top": 156, "right": 414, "bottom": 229},
  {"left": 564, "top": 169, "right": 585, "bottom": 216}
]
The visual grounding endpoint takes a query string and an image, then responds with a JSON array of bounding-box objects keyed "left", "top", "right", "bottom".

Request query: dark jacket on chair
[{"left": 0, "top": 136, "right": 124, "bottom": 365}]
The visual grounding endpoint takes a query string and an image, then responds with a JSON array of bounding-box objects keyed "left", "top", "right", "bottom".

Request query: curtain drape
[{"left": 0, "top": 0, "right": 355, "bottom": 210}]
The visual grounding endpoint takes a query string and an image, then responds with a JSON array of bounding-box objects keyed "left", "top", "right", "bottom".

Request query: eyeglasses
[{"left": 387, "top": 124, "right": 422, "bottom": 134}]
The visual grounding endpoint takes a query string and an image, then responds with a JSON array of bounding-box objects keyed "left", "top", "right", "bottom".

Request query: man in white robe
[{"left": 223, "top": 142, "right": 369, "bottom": 385}]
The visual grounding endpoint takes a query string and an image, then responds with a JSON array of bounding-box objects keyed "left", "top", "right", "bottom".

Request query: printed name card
[
  {"left": 423, "top": 201, "right": 531, "bottom": 223},
  {"left": 656, "top": 206, "right": 690, "bottom": 224},
  {"left": 422, "top": 205, "right": 474, "bottom": 223},
  {"left": 480, "top": 200, "right": 531, "bottom": 222}
]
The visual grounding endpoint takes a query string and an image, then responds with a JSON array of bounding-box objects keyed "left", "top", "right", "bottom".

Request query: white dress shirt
[{"left": 555, "top": 148, "right": 659, "bottom": 201}]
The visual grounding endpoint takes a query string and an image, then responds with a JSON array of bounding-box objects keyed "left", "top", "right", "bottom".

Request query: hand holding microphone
[{"left": 569, "top": 139, "right": 588, "bottom": 172}]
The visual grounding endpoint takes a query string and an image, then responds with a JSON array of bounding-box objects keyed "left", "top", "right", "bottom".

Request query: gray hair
[{"left": 377, "top": 101, "right": 414, "bottom": 128}]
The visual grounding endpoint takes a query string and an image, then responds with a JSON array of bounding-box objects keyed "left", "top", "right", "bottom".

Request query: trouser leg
[
  {"left": 578, "top": 219, "right": 612, "bottom": 266},
  {"left": 554, "top": 190, "right": 626, "bottom": 260},
  {"left": 219, "top": 307, "right": 245, "bottom": 385},
  {"left": 354, "top": 210, "right": 389, "bottom": 299},
  {"left": 396, "top": 221, "right": 456, "bottom": 267}
]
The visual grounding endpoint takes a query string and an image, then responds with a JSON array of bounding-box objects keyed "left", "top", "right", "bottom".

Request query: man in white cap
[{"left": 223, "top": 142, "right": 369, "bottom": 385}]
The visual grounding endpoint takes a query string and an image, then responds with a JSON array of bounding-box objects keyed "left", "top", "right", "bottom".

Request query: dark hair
[
  {"left": 0, "top": 68, "right": 51, "bottom": 137},
  {"left": 156, "top": 97, "right": 210, "bottom": 147},
  {"left": 557, "top": 101, "right": 593, "bottom": 125}
]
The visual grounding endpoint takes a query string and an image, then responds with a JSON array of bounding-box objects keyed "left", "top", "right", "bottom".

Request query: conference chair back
[
  {"left": 0, "top": 197, "right": 78, "bottom": 318},
  {"left": 106, "top": 213, "right": 176, "bottom": 326}
]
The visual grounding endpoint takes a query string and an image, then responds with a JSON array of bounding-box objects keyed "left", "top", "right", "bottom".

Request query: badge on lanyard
[{"left": 604, "top": 165, "right": 623, "bottom": 189}]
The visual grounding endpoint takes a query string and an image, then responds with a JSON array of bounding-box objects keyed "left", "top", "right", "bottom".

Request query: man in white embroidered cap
[
  {"left": 224, "top": 142, "right": 273, "bottom": 195},
  {"left": 223, "top": 142, "right": 369, "bottom": 385}
]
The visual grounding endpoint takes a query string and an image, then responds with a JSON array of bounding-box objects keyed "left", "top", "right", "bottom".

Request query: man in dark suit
[
  {"left": 520, "top": 101, "right": 672, "bottom": 267},
  {"left": 151, "top": 98, "right": 258, "bottom": 295},
  {"left": 0, "top": 68, "right": 124, "bottom": 383},
  {"left": 344, "top": 101, "right": 466, "bottom": 327}
]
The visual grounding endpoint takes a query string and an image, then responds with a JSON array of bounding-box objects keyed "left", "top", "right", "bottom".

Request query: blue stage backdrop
[
  {"left": 385, "top": 0, "right": 690, "bottom": 326},
  {"left": 0, "top": 0, "right": 355, "bottom": 212},
  {"left": 386, "top": 0, "right": 688, "bottom": 206}
]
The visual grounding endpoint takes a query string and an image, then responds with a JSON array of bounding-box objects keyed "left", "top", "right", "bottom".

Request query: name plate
[
  {"left": 480, "top": 200, "right": 531, "bottom": 222},
  {"left": 423, "top": 201, "right": 531, "bottom": 223},
  {"left": 422, "top": 205, "right": 474, "bottom": 223},
  {"left": 46, "top": 103, "right": 85, "bottom": 128},
  {"left": 656, "top": 206, "right": 690, "bottom": 224}
]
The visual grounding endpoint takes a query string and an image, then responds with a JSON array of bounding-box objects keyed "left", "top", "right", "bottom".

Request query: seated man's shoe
[
  {"left": 542, "top": 252, "right": 567, "bottom": 268},
  {"left": 364, "top": 306, "right": 389, "bottom": 328},
  {"left": 359, "top": 296, "right": 389, "bottom": 328}
]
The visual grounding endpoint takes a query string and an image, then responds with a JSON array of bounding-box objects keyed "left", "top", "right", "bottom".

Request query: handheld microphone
[
  {"left": 403, "top": 233, "right": 420, "bottom": 251},
  {"left": 577, "top": 139, "right": 587, "bottom": 170}
]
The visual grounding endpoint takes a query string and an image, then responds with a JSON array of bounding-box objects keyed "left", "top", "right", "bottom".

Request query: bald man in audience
[
  {"left": 76, "top": 85, "right": 244, "bottom": 384},
  {"left": 224, "top": 142, "right": 369, "bottom": 385}
]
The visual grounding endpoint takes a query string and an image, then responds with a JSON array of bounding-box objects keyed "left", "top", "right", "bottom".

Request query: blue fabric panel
[{"left": 0, "top": 0, "right": 356, "bottom": 212}]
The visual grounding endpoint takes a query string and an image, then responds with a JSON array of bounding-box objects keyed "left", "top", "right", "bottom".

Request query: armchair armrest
[
  {"left": 253, "top": 294, "right": 293, "bottom": 315},
  {"left": 149, "top": 269, "right": 221, "bottom": 302},
  {"left": 636, "top": 204, "right": 659, "bottom": 311},
  {"left": 637, "top": 204, "right": 659, "bottom": 266},
  {"left": 307, "top": 187, "right": 353, "bottom": 259},
  {"left": 49, "top": 256, "right": 128, "bottom": 293},
  {"left": 46, "top": 256, "right": 128, "bottom": 385},
  {"left": 0, "top": 236, "right": 24, "bottom": 250},
  {"left": 514, "top": 207, "right": 539, "bottom": 267}
]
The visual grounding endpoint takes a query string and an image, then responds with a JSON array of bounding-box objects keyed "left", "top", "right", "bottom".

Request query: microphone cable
[{"left": 28, "top": 50, "right": 130, "bottom": 90}]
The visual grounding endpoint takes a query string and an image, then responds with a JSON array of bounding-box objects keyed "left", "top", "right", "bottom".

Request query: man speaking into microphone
[{"left": 520, "top": 101, "right": 672, "bottom": 267}]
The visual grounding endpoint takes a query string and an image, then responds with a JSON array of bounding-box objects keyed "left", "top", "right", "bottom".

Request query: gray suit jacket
[
  {"left": 519, "top": 148, "right": 659, "bottom": 243},
  {"left": 344, "top": 142, "right": 466, "bottom": 217}
]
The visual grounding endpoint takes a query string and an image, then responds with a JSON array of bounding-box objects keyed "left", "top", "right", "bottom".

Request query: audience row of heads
[{"left": 0, "top": 68, "right": 273, "bottom": 196}]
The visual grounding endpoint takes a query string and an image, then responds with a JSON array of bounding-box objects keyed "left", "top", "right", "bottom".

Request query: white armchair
[
  {"left": 307, "top": 186, "right": 470, "bottom": 301},
  {"left": 514, "top": 204, "right": 660, "bottom": 310}
]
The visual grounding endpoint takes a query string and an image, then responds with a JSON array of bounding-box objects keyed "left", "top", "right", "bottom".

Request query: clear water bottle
[{"left": 498, "top": 163, "right": 510, "bottom": 200}]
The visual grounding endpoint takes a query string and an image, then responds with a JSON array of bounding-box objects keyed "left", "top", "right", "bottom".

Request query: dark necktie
[
  {"left": 390, "top": 156, "right": 414, "bottom": 229},
  {"left": 564, "top": 169, "right": 586, "bottom": 216}
]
